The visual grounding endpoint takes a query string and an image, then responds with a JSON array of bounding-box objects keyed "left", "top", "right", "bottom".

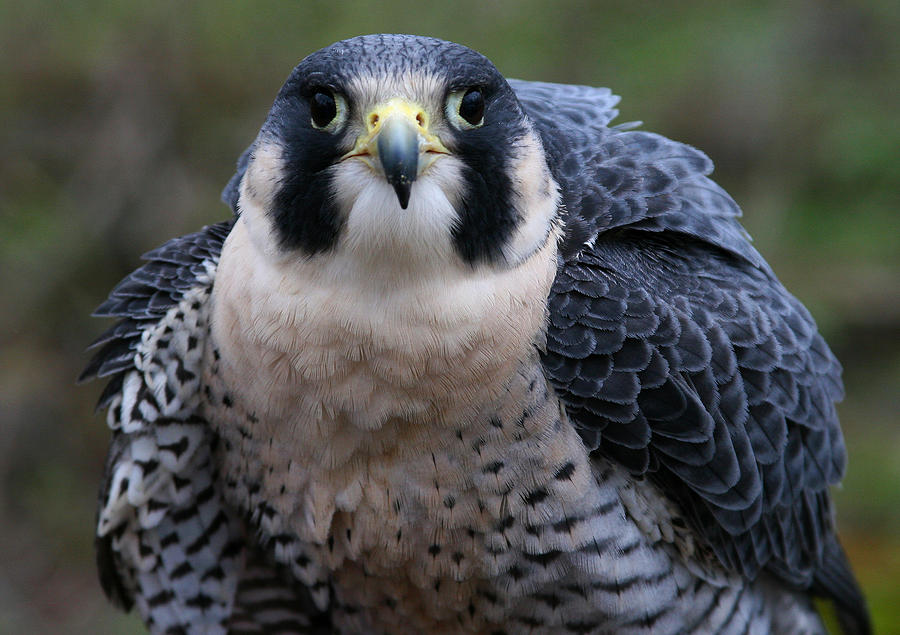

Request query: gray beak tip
[
  {"left": 378, "top": 118, "right": 419, "bottom": 210},
  {"left": 393, "top": 181, "right": 412, "bottom": 209}
]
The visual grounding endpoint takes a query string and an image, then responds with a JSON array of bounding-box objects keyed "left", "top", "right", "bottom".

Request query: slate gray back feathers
[{"left": 518, "top": 83, "right": 867, "bottom": 631}]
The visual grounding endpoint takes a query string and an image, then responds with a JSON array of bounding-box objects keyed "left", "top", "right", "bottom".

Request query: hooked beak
[{"left": 341, "top": 99, "right": 449, "bottom": 209}]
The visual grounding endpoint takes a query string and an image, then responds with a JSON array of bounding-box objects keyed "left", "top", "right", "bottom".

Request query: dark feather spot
[
  {"left": 523, "top": 487, "right": 548, "bottom": 506},
  {"left": 554, "top": 462, "right": 576, "bottom": 481},
  {"left": 523, "top": 550, "right": 562, "bottom": 567},
  {"left": 495, "top": 515, "right": 515, "bottom": 532},
  {"left": 534, "top": 592, "right": 561, "bottom": 608},
  {"left": 171, "top": 562, "right": 193, "bottom": 579},
  {"left": 146, "top": 589, "right": 175, "bottom": 607}
]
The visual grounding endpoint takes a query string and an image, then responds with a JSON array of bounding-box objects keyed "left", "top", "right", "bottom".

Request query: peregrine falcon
[{"left": 82, "top": 34, "right": 870, "bottom": 634}]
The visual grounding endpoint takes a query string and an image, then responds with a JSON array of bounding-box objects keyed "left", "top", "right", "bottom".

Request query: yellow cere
[{"left": 341, "top": 98, "right": 449, "bottom": 170}]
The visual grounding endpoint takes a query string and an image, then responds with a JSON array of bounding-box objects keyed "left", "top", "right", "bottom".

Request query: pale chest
[
  {"left": 203, "top": 345, "right": 715, "bottom": 634},
  {"left": 206, "top": 345, "right": 562, "bottom": 628}
]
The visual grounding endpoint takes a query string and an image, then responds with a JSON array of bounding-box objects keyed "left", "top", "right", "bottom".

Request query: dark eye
[
  {"left": 458, "top": 88, "right": 485, "bottom": 126},
  {"left": 310, "top": 90, "right": 337, "bottom": 129}
]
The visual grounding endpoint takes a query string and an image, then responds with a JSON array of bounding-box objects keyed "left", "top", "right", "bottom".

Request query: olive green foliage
[{"left": 0, "top": 1, "right": 897, "bottom": 633}]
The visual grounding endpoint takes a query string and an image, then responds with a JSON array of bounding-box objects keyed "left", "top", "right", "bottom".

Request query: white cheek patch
[
  {"left": 238, "top": 139, "right": 290, "bottom": 262},
  {"left": 501, "top": 129, "right": 561, "bottom": 266}
]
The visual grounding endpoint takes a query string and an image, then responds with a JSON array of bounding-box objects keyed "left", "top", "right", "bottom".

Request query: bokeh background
[{"left": 1, "top": 1, "right": 897, "bottom": 632}]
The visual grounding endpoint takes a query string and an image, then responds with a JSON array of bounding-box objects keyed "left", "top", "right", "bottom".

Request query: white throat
[{"left": 209, "top": 213, "right": 559, "bottom": 434}]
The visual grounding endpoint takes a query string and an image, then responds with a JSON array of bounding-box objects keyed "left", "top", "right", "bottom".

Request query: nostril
[
  {"left": 369, "top": 113, "right": 380, "bottom": 129},
  {"left": 416, "top": 112, "right": 426, "bottom": 127}
]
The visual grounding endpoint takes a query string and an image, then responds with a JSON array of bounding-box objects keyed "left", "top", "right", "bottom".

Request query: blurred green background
[{"left": 1, "top": 1, "right": 897, "bottom": 633}]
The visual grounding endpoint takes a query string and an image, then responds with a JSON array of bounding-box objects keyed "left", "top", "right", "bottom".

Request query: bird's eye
[
  {"left": 446, "top": 88, "right": 485, "bottom": 129},
  {"left": 309, "top": 90, "right": 338, "bottom": 129},
  {"left": 459, "top": 89, "right": 485, "bottom": 126}
]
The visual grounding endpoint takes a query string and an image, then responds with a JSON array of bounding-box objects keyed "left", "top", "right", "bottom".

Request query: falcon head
[{"left": 231, "top": 34, "right": 559, "bottom": 274}]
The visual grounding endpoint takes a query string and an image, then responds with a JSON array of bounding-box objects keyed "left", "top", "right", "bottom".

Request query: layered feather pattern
[{"left": 528, "top": 95, "right": 866, "bottom": 630}]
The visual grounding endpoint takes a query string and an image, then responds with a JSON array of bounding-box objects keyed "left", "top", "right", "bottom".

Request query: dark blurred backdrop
[{"left": 1, "top": 1, "right": 897, "bottom": 632}]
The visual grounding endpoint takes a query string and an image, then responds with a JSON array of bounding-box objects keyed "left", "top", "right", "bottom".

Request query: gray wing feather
[
  {"left": 513, "top": 77, "right": 762, "bottom": 267},
  {"left": 523, "top": 84, "right": 869, "bottom": 632},
  {"left": 510, "top": 79, "right": 622, "bottom": 129},
  {"left": 80, "top": 221, "right": 234, "bottom": 389}
]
